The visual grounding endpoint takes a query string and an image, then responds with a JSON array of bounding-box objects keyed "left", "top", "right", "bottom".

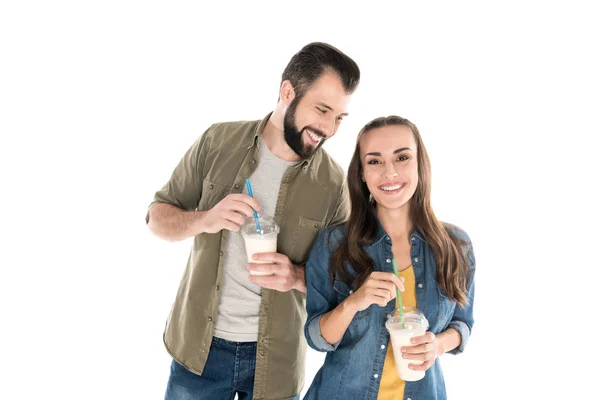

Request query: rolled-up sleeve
[
  {"left": 145, "top": 127, "right": 212, "bottom": 223},
  {"left": 448, "top": 237, "right": 476, "bottom": 355},
  {"left": 304, "top": 228, "right": 343, "bottom": 352}
]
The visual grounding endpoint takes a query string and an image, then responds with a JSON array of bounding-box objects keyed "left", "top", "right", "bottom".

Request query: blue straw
[{"left": 245, "top": 178, "right": 263, "bottom": 235}]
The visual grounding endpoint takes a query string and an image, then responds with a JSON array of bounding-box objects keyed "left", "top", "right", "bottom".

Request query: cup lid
[
  {"left": 386, "top": 306, "right": 429, "bottom": 329},
  {"left": 240, "top": 216, "right": 279, "bottom": 237}
]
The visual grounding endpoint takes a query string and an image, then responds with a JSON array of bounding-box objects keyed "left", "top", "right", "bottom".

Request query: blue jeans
[{"left": 164, "top": 337, "right": 299, "bottom": 400}]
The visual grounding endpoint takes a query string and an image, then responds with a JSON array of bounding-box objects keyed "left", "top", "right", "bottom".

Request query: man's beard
[{"left": 283, "top": 98, "right": 326, "bottom": 159}]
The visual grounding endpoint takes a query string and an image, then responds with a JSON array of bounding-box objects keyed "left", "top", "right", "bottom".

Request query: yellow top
[{"left": 378, "top": 265, "right": 416, "bottom": 400}]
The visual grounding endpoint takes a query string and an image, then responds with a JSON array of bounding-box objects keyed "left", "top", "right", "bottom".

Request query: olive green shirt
[{"left": 146, "top": 113, "right": 349, "bottom": 399}]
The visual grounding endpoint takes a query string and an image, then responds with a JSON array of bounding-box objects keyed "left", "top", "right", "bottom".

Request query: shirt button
[
  {"left": 234, "top": 184, "right": 239, "bottom": 189},
  {"left": 381, "top": 344, "right": 385, "bottom": 349},
  {"left": 313, "top": 223, "right": 319, "bottom": 228},
  {"left": 386, "top": 258, "right": 391, "bottom": 263},
  {"left": 418, "top": 283, "right": 423, "bottom": 288},
  {"left": 251, "top": 159, "right": 256, "bottom": 164},
  {"left": 209, "top": 184, "right": 214, "bottom": 190},
  {"left": 216, "top": 285, "right": 220, "bottom": 291},
  {"left": 208, "top": 316, "right": 213, "bottom": 322},
  {"left": 220, "top": 251, "right": 223, "bottom": 256},
  {"left": 374, "top": 374, "right": 379, "bottom": 379},
  {"left": 414, "top": 257, "right": 419, "bottom": 263}
]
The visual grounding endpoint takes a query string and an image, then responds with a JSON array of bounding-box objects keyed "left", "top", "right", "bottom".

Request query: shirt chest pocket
[
  {"left": 333, "top": 279, "right": 370, "bottom": 321},
  {"left": 197, "top": 178, "right": 232, "bottom": 211},
  {"left": 287, "top": 216, "right": 326, "bottom": 264}
]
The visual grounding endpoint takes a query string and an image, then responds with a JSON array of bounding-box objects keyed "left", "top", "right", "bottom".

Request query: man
[{"left": 146, "top": 42, "right": 360, "bottom": 400}]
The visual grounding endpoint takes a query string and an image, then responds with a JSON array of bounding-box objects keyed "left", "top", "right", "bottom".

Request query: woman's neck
[{"left": 376, "top": 203, "right": 413, "bottom": 241}]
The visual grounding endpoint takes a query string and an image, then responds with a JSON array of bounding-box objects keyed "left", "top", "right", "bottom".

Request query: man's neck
[{"left": 261, "top": 107, "right": 302, "bottom": 162}]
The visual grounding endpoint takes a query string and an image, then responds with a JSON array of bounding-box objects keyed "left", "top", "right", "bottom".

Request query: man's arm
[
  {"left": 329, "top": 180, "right": 350, "bottom": 227},
  {"left": 147, "top": 204, "right": 207, "bottom": 242},
  {"left": 148, "top": 194, "right": 260, "bottom": 242}
]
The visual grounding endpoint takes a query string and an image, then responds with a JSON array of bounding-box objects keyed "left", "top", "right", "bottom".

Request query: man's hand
[
  {"left": 200, "top": 194, "right": 260, "bottom": 234},
  {"left": 248, "top": 253, "right": 306, "bottom": 293}
]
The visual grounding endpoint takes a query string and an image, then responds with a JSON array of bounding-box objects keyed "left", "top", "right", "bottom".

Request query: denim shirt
[{"left": 303, "top": 220, "right": 475, "bottom": 400}]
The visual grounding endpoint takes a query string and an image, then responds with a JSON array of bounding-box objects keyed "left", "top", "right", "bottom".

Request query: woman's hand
[
  {"left": 401, "top": 332, "right": 439, "bottom": 371},
  {"left": 346, "top": 272, "right": 404, "bottom": 313}
]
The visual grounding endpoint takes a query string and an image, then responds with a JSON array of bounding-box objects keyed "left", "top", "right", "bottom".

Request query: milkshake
[
  {"left": 240, "top": 217, "right": 279, "bottom": 276},
  {"left": 385, "top": 306, "right": 429, "bottom": 381}
]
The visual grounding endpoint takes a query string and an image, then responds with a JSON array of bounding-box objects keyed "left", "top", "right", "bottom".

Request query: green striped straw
[{"left": 391, "top": 259, "right": 406, "bottom": 329}]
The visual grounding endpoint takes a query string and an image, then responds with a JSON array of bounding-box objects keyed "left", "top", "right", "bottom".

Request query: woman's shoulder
[
  {"left": 316, "top": 222, "right": 348, "bottom": 250},
  {"left": 442, "top": 222, "right": 476, "bottom": 270},
  {"left": 442, "top": 222, "right": 472, "bottom": 244}
]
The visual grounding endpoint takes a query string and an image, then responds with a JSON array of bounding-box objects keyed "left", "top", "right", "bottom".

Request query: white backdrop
[{"left": 1, "top": 1, "right": 598, "bottom": 399}]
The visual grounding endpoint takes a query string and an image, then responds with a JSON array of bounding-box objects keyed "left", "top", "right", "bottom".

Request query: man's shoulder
[
  {"left": 203, "top": 118, "right": 261, "bottom": 147},
  {"left": 308, "top": 148, "right": 346, "bottom": 188}
]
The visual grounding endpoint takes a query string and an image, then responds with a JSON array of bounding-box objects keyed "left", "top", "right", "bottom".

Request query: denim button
[
  {"left": 418, "top": 283, "right": 423, "bottom": 288},
  {"left": 381, "top": 344, "right": 385, "bottom": 349},
  {"left": 374, "top": 374, "right": 379, "bottom": 378},
  {"left": 385, "top": 236, "right": 390, "bottom": 241},
  {"left": 386, "top": 258, "right": 391, "bottom": 263},
  {"left": 414, "top": 257, "right": 419, "bottom": 263},
  {"left": 349, "top": 290, "right": 353, "bottom": 294}
]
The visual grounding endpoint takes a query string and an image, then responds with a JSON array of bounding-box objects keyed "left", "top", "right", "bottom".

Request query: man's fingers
[
  {"left": 223, "top": 220, "right": 240, "bottom": 232},
  {"left": 227, "top": 200, "right": 256, "bottom": 218},
  {"left": 227, "top": 194, "right": 261, "bottom": 212},
  {"left": 252, "top": 252, "right": 286, "bottom": 264},
  {"left": 224, "top": 211, "right": 246, "bottom": 226},
  {"left": 249, "top": 274, "right": 285, "bottom": 289},
  {"left": 247, "top": 263, "right": 278, "bottom": 274}
]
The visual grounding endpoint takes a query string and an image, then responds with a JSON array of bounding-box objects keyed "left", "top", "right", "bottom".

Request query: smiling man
[{"left": 146, "top": 42, "right": 360, "bottom": 400}]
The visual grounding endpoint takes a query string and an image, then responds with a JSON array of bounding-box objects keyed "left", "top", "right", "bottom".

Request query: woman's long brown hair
[{"left": 329, "top": 116, "right": 470, "bottom": 305}]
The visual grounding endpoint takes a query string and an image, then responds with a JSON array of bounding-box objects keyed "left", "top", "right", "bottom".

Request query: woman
[{"left": 303, "top": 116, "right": 475, "bottom": 399}]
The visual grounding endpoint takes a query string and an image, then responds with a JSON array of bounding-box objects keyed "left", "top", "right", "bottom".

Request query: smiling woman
[{"left": 303, "top": 115, "right": 475, "bottom": 400}]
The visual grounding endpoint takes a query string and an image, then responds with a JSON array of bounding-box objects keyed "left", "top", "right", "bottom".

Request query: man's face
[{"left": 283, "top": 71, "right": 352, "bottom": 159}]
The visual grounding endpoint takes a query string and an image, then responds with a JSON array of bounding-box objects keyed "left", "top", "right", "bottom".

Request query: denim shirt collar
[{"left": 366, "top": 212, "right": 426, "bottom": 249}]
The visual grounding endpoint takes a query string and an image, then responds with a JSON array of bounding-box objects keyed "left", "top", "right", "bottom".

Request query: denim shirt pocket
[{"left": 333, "top": 279, "right": 370, "bottom": 320}]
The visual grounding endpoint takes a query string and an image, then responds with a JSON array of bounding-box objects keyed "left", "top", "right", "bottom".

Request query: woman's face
[{"left": 360, "top": 125, "right": 419, "bottom": 212}]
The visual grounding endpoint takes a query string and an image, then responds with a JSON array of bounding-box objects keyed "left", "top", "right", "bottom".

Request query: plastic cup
[
  {"left": 385, "top": 306, "right": 430, "bottom": 381},
  {"left": 240, "top": 216, "right": 279, "bottom": 276}
]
